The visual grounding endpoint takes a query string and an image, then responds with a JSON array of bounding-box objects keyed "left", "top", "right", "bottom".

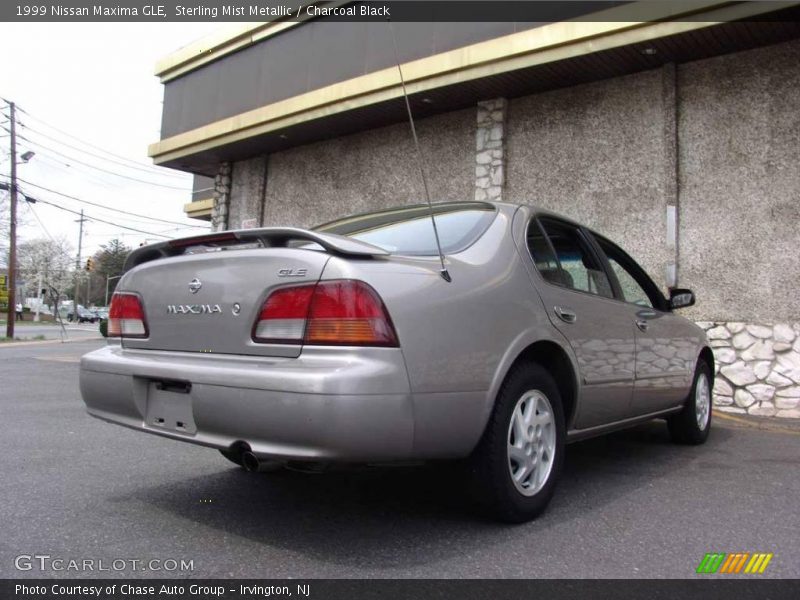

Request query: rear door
[{"left": 526, "top": 217, "right": 637, "bottom": 429}]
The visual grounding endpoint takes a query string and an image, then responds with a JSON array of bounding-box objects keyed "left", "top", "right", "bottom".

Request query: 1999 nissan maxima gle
[{"left": 80, "top": 202, "right": 713, "bottom": 522}]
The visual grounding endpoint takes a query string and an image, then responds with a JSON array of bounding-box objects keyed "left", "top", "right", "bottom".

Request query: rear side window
[
  {"left": 313, "top": 202, "right": 496, "bottom": 256},
  {"left": 532, "top": 218, "right": 614, "bottom": 299}
]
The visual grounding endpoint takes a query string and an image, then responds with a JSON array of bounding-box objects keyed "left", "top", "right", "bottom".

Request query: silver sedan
[{"left": 80, "top": 201, "right": 713, "bottom": 521}]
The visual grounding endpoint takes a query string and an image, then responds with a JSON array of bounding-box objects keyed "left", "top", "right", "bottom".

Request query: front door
[
  {"left": 590, "top": 235, "right": 694, "bottom": 414},
  {"left": 526, "top": 217, "right": 637, "bottom": 429}
]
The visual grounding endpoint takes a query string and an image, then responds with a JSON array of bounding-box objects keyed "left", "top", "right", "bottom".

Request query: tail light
[
  {"left": 108, "top": 292, "right": 148, "bottom": 338},
  {"left": 253, "top": 280, "right": 398, "bottom": 347}
]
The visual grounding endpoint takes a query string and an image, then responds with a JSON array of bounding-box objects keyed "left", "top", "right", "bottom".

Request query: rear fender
[{"left": 482, "top": 330, "right": 582, "bottom": 439}]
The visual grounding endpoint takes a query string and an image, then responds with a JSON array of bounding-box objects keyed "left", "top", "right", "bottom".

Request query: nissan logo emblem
[{"left": 188, "top": 278, "right": 202, "bottom": 294}]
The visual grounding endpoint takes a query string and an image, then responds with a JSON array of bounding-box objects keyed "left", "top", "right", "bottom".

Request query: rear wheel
[
  {"left": 668, "top": 361, "right": 712, "bottom": 445},
  {"left": 469, "top": 362, "right": 565, "bottom": 523}
]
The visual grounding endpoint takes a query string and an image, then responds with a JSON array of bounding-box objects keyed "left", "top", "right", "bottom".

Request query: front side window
[
  {"left": 313, "top": 202, "right": 496, "bottom": 256},
  {"left": 534, "top": 218, "right": 613, "bottom": 299},
  {"left": 594, "top": 237, "right": 658, "bottom": 309}
]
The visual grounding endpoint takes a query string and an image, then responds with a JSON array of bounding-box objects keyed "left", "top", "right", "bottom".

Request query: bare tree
[{"left": 16, "top": 237, "right": 75, "bottom": 307}]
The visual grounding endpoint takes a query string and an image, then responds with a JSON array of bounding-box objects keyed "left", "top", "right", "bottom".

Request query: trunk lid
[{"left": 119, "top": 247, "right": 331, "bottom": 358}]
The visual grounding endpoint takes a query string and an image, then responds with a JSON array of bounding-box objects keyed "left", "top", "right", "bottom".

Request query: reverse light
[
  {"left": 108, "top": 292, "right": 148, "bottom": 338},
  {"left": 252, "top": 280, "right": 399, "bottom": 347}
]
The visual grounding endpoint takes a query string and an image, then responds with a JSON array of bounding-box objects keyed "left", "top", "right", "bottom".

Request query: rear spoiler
[{"left": 123, "top": 227, "right": 389, "bottom": 272}]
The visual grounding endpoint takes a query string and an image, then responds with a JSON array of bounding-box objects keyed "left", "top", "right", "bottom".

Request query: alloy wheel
[{"left": 507, "top": 390, "right": 556, "bottom": 496}]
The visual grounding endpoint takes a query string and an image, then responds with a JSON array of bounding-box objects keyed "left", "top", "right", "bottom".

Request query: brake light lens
[
  {"left": 252, "top": 285, "right": 316, "bottom": 344},
  {"left": 108, "top": 292, "right": 148, "bottom": 338},
  {"left": 252, "top": 280, "right": 398, "bottom": 347}
]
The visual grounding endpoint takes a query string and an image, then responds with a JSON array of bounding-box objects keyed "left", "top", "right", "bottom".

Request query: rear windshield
[{"left": 313, "top": 202, "right": 497, "bottom": 256}]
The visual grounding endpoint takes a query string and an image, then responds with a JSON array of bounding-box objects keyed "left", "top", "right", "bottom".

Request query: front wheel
[
  {"left": 469, "top": 362, "right": 565, "bottom": 523},
  {"left": 668, "top": 361, "right": 712, "bottom": 445}
]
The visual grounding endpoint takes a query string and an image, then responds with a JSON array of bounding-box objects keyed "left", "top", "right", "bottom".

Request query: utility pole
[
  {"left": 73, "top": 209, "right": 86, "bottom": 310},
  {"left": 5, "top": 102, "right": 18, "bottom": 339},
  {"left": 34, "top": 271, "right": 42, "bottom": 322}
]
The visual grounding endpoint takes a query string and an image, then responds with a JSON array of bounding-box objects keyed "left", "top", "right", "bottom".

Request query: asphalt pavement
[{"left": 1, "top": 339, "right": 798, "bottom": 579}]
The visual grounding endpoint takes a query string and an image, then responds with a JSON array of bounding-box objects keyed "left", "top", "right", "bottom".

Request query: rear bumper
[{"left": 80, "top": 344, "right": 415, "bottom": 461}]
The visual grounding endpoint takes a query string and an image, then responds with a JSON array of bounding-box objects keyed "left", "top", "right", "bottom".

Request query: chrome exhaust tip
[
  {"left": 241, "top": 451, "right": 282, "bottom": 473},
  {"left": 241, "top": 451, "right": 260, "bottom": 472}
]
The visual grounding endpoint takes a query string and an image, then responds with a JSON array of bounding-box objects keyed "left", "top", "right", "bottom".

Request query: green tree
[{"left": 86, "top": 238, "right": 132, "bottom": 306}]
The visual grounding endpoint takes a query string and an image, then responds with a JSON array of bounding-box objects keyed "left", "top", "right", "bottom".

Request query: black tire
[
  {"left": 668, "top": 361, "right": 713, "bottom": 445},
  {"left": 468, "top": 362, "right": 566, "bottom": 523},
  {"left": 219, "top": 448, "right": 245, "bottom": 467}
]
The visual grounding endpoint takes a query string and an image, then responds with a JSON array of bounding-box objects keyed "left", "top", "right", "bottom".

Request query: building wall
[
  {"left": 226, "top": 108, "right": 475, "bottom": 230},
  {"left": 219, "top": 39, "right": 800, "bottom": 417},
  {"left": 505, "top": 68, "right": 675, "bottom": 293},
  {"left": 228, "top": 157, "right": 268, "bottom": 230},
  {"left": 677, "top": 39, "right": 800, "bottom": 417},
  {"left": 678, "top": 40, "right": 800, "bottom": 323}
]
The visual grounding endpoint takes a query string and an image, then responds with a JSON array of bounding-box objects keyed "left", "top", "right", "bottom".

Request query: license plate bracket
[{"left": 145, "top": 380, "right": 197, "bottom": 434}]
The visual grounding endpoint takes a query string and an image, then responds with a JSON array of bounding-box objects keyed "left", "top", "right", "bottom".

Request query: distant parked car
[
  {"left": 80, "top": 201, "right": 713, "bottom": 522},
  {"left": 69, "top": 306, "right": 99, "bottom": 323}
]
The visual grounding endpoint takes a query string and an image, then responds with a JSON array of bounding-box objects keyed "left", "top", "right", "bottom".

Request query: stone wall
[
  {"left": 210, "top": 162, "right": 232, "bottom": 232},
  {"left": 697, "top": 322, "right": 800, "bottom": 418},
  {"left": 474, "top": 98, "right": 507, "bottom": 202}
]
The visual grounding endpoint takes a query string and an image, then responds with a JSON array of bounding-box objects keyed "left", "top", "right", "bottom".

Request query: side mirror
[{"left": 669, "top": 288, "right": 695, "bottom": 310}]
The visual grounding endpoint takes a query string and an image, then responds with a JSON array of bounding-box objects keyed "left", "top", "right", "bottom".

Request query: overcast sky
[{"left": 0, "top": 22, "right": 236, "bottom": 259}]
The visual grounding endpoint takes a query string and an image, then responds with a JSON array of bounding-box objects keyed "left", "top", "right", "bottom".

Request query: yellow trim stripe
[
  {"left": 758, "top": 554, "right": 774, "bottom": 574},
  {"left": 743, "top": 553, "right": 774, "bottom": 574},
  {"left": 155, "top": 1, "right": 351, "bottom": 82},
  {"left": 745, "top": 554, "right": 760, "bottom": 574},
  {"left": 183, "top": 197, "right": 214, "bottom": 219},
  {"left": 149, "top": 0, "right": 798, "bottom": 165}
]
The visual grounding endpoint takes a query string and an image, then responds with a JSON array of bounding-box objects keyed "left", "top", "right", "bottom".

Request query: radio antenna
[{"left": 387, "top": 19, "right": 451, "bottom": 282}]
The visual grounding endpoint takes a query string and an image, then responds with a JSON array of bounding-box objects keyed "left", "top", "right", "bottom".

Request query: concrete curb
[
  {"left": 0, "top": 336, "right": 104, "bottom": 349},
  {"left": 715, "top": 410, "right": 800, "bottom": 434}
]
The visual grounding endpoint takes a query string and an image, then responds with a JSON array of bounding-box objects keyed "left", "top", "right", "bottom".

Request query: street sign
[{"left": 0, "top": 275, "right": 7, "bottom": 304}]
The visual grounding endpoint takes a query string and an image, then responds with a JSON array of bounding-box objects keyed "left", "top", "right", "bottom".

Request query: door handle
[
  {"left": 635, "top": 319, "right": 649, "bottom": 332},
  {"left": 554, "top": 306, "right": 577, "bottom": 324}
]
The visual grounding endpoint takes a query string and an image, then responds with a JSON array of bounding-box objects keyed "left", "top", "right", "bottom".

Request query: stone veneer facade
[
  {"left": 696, "top": 322, "right": 800, "bottom": 418},
  {"left": 211, "top": 162, "right": 232, "bottom": 232},
  {"left": 474, "top": 98, "right": 507, "bottom": 202}
]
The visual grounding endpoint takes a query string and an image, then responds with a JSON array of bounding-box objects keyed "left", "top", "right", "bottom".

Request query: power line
[
  {"left": 20, "top": 122, "right": 190, "bottom": 180},
  {"left": 27, "top": 196, "right": 171, "bottom": 238},
  {"left": 0, "top": 178, "right": 172, "bottom": 238},
  {"left": 17, "top": 135, "right": 191, "bottom": 190},
  {"left": 30, "top": 152, "right": 202, "bottom": 229},
  {"left": 13, "top": 178, "right": 208, "bottom": 229},
  {"left": 33, "top": 152, "right": 119, "bottom": 190},
  {"left": 26, "top": 202, "right": 57, "bottom": 242},
  {"left": 23, "top": 202, "right": 77, "bottom": 264},
  {"left": 12, "top": 103, "right": 186, "bottom": 176}
]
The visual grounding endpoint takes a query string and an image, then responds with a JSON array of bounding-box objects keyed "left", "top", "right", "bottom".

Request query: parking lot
[{"left": 1, "top": 339, "right": 798, "bottom": 579}]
